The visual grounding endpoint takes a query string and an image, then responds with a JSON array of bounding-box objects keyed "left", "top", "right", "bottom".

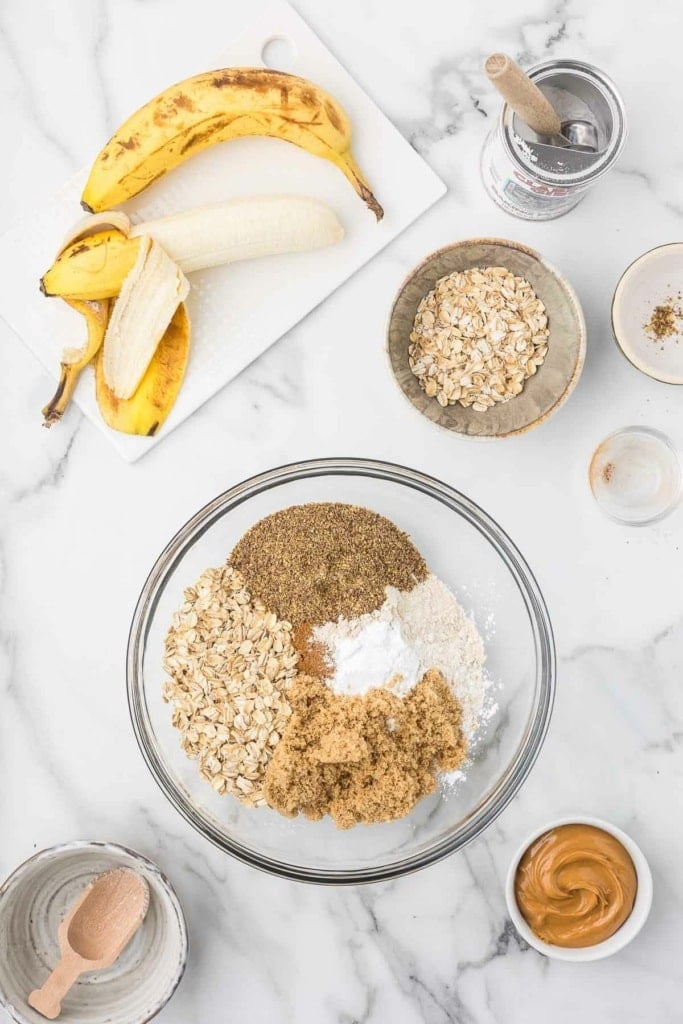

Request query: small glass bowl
[
  {"left": 589, "top": 427, "right": 682, "bottom": 526},
  {"left": 128, "top": 459, "right": 555, "bottom": 884}
]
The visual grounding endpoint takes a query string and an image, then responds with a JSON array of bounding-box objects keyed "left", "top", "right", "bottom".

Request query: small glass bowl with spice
[
  {"left": 589, "top": 426, "right": 682, "bottom": 525},
  {"left": 612, "top": 243, "right": 683, "bottom": 383}
]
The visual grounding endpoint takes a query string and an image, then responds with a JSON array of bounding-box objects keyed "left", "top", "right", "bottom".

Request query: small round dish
[
  {"left": 589, "top": 426, "right": 682, "bottom": 525},
  {"left": 0, "top": 842, "right": 188, "bottom": 1024},
  {"left": 387, "top": 238, "right": 586, "bottom": 439},
  {"left": 506, "top": 816, "right": 653, "bottom": 962},
  {"left": 612, "top": 243, "right": 683, "bottom": 384},
  {"left": 128, "top": 458, "right": 555, "bottom": 884}
]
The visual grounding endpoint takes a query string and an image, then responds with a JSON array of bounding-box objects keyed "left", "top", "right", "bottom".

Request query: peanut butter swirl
[{"left": 514, "top": 824, "right": 637, "bottom": 948}]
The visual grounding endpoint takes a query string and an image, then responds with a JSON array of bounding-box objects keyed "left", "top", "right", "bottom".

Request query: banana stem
[
  {"left": 41, "top": 298, "right": 110, "bottom": 427},
  {"left": 42, "top": 364, "right": 80, "bottom": 428},
  {"left": 338, "top": 152, "right": 384, "bottom": 221}
]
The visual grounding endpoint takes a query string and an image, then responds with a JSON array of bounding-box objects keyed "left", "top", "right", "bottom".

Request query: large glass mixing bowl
[{"left": 128, "top": 459, "right": 555, "bottom": 883}]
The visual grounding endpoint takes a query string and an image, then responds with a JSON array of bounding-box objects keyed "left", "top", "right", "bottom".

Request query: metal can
[{"left": 481, "top": 58, "right": 627, "bottom": 221}]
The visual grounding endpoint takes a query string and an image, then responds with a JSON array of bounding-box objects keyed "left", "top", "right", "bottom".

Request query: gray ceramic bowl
[
  {"left": 0, "top": 842, "right": 188, "bottom": 1024},
  {"left": 387, "top": 238, "right": 586, "bottom": 439}
]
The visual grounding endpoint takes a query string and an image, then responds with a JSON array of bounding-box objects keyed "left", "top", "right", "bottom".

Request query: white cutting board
[{"left": 0, "top": 0, "right": 445, "bottom": 462}]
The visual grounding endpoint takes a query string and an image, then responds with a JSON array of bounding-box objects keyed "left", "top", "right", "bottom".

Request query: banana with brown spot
[{"left": 81, "top": 68, "right": 382, "bottom": 219}]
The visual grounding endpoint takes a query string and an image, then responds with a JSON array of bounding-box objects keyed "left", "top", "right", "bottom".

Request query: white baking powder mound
[
  {"left": 314, "top": 616, "right": 421, "bottom": 696},
  {"left": 312, "top": 574, "right": 488, "bottom": 737}
]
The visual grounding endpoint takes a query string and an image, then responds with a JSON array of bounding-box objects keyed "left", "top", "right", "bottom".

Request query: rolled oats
[
  {"left": 408, "top": 267, "right": 550, "bottom": 410},
  {"left": 163, "top": 564, "right": 298, "bottom": 807}
]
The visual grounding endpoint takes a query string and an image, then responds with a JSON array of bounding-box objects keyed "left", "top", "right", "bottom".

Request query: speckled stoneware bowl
[
  {"left": 387, "top": 238, "right": 586, "bottom": 439},
  {"left": 612, "top": 243, "right": 683, "bottom": 384},
  {"left": 0, "top": 842, "right": 188, "bottom": 1024}
]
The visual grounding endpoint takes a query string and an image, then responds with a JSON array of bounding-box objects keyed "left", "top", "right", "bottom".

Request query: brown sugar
[
  {"left": 231, "top": 503, "right": 428, "bottom": 627},
  {"left": 262, "top": 669, "right": 467, "bottom": 829}
]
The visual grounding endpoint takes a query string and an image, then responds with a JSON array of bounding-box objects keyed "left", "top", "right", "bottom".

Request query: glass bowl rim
[{"left": 127, "top": 457, "right": 556, "bottom": 885}]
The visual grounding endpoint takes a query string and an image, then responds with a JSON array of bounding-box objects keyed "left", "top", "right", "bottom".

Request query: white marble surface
[{"left": 1, "top": 0, "right": 682, "bottom": 1021}]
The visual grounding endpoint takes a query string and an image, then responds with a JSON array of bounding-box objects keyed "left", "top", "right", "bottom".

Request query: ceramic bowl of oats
[{"left": 387, "top": 238, "right": 586, "bottom": 439}]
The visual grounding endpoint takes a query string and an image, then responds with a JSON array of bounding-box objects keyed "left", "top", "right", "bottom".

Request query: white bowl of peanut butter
[{"left": 506, "top": 816, "right": 653, "bottom": 961}]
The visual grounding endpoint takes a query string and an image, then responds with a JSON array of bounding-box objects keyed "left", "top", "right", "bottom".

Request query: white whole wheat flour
[{"left": 313, "top": 574, "right": 487, "bottom": 738}]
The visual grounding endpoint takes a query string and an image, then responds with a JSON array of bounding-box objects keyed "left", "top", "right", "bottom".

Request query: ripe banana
[
  {"left": 81, "top": 68, "right": 382, "bottom": 220},
  {"left": 103, "top": 236, "right": 189, "bottom": 399},
  {"left": 96, "top": 303, "right": 190, "bottom": 435},
  {"left": 42, "top": 298, "right": 110, "bottom": 427},
  {"left": 40, "top": 196, "right": 344, "bottom": 300}
]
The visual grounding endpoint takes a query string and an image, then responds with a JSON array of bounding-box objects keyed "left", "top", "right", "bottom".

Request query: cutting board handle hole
[{"left": 261, "top": 35, "right": 296, "bottom": 71}]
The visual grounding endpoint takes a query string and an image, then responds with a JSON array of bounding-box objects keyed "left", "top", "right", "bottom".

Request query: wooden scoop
[
  {"left": 28, "top": 869, "right": 149, "bottom": 1020},
  {"left": 484, "top": 52, "right": 562, "bottom": 136}
]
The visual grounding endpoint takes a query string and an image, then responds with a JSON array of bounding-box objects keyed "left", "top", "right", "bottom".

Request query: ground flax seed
[{"left": 231, "top": 503, "right": 428, "bottom": 627}]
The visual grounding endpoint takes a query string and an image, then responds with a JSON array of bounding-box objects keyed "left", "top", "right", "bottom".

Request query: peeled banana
[
  {"left": 96, "top": 303, "right": 190, "bottom": 435},
  {"left": 42, "top": 298, "right": 110, "bottom": 427},
  {"left": 41, "top": 196, "right": 344, "bottom": 300},
  {"left": 102, "top": 235, "right": 189, "bottom": 399},
  {"left": 130, "top": 194, "right": 345, "bottom": 273},
  {"left": 81, "top": 68, "right": 382, "bottom": 220}
]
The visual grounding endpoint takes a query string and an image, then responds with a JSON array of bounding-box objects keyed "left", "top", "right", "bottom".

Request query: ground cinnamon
[{"left": 293, "top": 623, "right": 331, "bottom": 679}]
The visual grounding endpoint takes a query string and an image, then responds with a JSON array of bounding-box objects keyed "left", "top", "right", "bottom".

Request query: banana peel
[
  {"left": 102, "top": 235, "right": 189, "bottom": 399},
  {"left": 42, "top": 298, "right": 110, "bottom": 427},
  {"left": 61, "top": 210, "right": 131, "bottom": 249},
  {"left": 42, "top": 221, "right": 190, "bottom": 434},
  {"left": 41, "top": 229, "right": 141, "bottom": 301},
  {"left": 81, "top": 67, "right": 382, "bottom": 220},
  {"left": 95, "top": 302, "right": 190, "bottom": 435}
]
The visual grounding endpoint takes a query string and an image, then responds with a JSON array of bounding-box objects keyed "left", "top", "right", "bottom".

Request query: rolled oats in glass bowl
[{"left": 128, "top": 459, "right": 555, "bottom": 884}]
